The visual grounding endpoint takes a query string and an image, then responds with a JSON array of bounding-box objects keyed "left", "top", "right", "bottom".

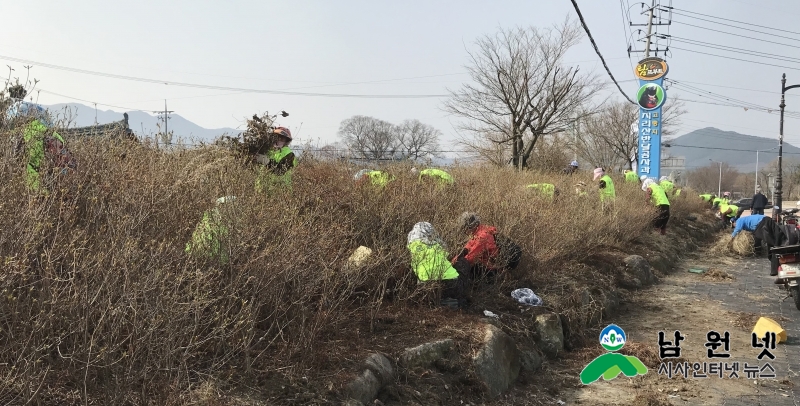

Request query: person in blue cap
[
  {"left": 5, "top": 85, "right": 76, "bottom": 195},
  {"left": 563, "top": 160, "right": 579, "bottom": 175}
]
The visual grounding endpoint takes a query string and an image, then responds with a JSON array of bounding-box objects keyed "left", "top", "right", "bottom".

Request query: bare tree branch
[{"left": 444, "top": 17, "right": 605, "bottom": 170}]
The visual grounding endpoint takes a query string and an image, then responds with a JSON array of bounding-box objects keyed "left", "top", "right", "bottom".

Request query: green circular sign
[{"left": 637, "top": 83, "right": 665, "bottom": 110}]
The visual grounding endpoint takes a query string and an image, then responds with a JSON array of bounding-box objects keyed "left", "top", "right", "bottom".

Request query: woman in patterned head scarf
[{"left": 407, "top": 222, "right": 470, "bottom": 308}]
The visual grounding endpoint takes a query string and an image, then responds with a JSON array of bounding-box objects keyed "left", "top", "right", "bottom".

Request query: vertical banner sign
[{"left": 634, "top": 57, "right": 669, "bottom": 181}]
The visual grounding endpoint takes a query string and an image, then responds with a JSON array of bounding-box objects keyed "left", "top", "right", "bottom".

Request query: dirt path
[{"left": 549, "top": 247, "right": 800, "bottom": 405}]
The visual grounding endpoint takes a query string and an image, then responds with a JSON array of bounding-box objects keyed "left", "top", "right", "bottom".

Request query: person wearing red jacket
[{"left": 451, "top": 212, "right": 503, "bottom": 281}]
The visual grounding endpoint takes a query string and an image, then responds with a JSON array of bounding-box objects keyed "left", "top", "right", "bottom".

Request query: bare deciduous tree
[
  {"left": 337, "top": 115, "right": 442, "bottom": 161},
  {"left": 396, "top": 119, "right": 441, "bottom": 160},
  {"left": 687, "top": 162, "right": 740, "bottom": 195},
  {"left": 444, "top": 17, "right": 603, "bottom": 170},
  {"left": 572, "top": 98, "right": 687, "bottom": 171},
  {"left": 338, "top": 115, "right": 398, "bottom": 160}
]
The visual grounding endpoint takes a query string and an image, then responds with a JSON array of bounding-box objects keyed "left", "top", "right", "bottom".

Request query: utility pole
[
  {"left": 643, "top": 0, "right": 655, "bottom": 58},
  {"left": 627, "top": 0, "right": 671, "bottom": 57},
  {"left": 153, "top": 99, "right": 174, "bottom": 147}
]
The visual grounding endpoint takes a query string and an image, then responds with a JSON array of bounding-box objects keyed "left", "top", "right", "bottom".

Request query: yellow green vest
[
  {"left": 599, "top": 175, "right": 616, "bottom": 202},
  {"left": 185, "top": 208, "right": 229, "bottom": 263},
  {"left": 625, "top": 171, "right": 638, "bottom": 183},
  {"left": 419, "top": 169, "right": 454, "bottom": 185},
  {"left": 527, "top": 183, "right": 555, "bottom": 198},
  {"left": 660, "top": 180, "right": 674, "bottom": 194},
  {"left": 367, "top": 170, "right": 393, "bottom": 187},
  {"left": 407, "top": 240, "right": 460, "bottom": 281},
  {"left": 255, "top": 146, "right": 297, "bottom": 193},
  {"left": 23, "top": 119, "right": 65, "bottom": 195},
  {"left": 648, "top": 183, "right": 670, "bottom": 206}
]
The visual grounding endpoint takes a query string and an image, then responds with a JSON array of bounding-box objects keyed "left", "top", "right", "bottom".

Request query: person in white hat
[
  {"left": 563, "top": 160, "right": 579, "bottom": 175},
  {"left": 593, "top": 167, "right": 615, "bottom": 203}
]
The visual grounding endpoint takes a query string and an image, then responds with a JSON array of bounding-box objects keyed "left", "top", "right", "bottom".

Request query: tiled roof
[{"left": 61, "top": 112, "right": 137, "bottom": 141}]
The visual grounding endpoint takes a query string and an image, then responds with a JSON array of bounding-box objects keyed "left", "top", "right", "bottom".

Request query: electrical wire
[
  {"left": 38, "top": 89, "right": 152, "bottom": 112},
  {"left": 0, "top": 54, "right": 450, "bottom": 99},
  {"left": 669, "top": 46, "right": 800, "bottom": 74},
  {"left": 569, "top": 0, "right": 637, "bottom": 105},
  {"left": 670, "top": 21, "right": 800, "bottom": 49},
  {"left": 663, "top": 9, "right": 800, "bottom": 43},
  {"left": 662, "top": 36, "right": 800, "bottom": 64},
  {"left": 664, "top": 6, "right": 800, "bottom": 36},
  {"left": 619, "top": 0, "right": 638, "bottom": 78}
]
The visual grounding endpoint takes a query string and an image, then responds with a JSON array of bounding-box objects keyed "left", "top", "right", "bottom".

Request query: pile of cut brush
[
  {"left": 709, "top": 233, "right": 755, "bottom": 257},
  {"left": 215, "top": 112, "right": 281, "bottom": 164}
]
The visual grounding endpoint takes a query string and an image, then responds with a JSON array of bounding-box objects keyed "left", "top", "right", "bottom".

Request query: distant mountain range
[
  {"left": 43, "top": 103, "right": 241, "bottom": 143},
  {"left": 665, "top": 127, "right": 799, "bottom": 172},
  {"left": 40, "top": 104, "right": 788, "bottom": 171}
]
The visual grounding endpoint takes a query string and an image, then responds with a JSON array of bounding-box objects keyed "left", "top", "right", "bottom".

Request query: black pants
[
  {"left": 653, "top": 205, "right": 670, "bottom": 230},
  {"left": 752, "top": 208, "right": 765, "bottom": 215},
  {"left": 441, "top": 258, "right": 472, "bottom": 306}
]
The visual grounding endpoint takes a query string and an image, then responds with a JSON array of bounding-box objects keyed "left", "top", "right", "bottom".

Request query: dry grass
[
  {"left": 703, "top": 268, "right": 736, "bottom": 281},
  {"left": 0, "top": 124, "right": 713, "bottom": 404},
  {"left": 708, "top": 233, "right": 754, "bottom": 257},
  {"left": 730, "top": 311, "right": 761, "bottom": 330}
]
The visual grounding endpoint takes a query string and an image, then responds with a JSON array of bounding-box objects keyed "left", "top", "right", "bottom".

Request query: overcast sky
[{"left": 3, "top": 0, "right": 800, "bottom": 157}]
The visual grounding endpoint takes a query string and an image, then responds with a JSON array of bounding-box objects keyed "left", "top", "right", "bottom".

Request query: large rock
[
  {"left": 623, "top": 255, "right": 657, "bottom": 287},
  {"left": 473, "top": 324, "right": 521, "bottom": 399},
  {"left": 534, "top": 313, "right": 564, "bottom": 358},
  {"left": 399, "top": 339, "right": 454, "bottom": 369},
  {"left": 518, "top": 346, "right": 543, "bottom": 372},
  {"left": 345, "top": 353, "right": 395, "bottom": 405}
]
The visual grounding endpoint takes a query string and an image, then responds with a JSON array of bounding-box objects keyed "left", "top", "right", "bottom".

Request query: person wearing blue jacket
[{"left": 731, "top": 214, "right": 771, "bottom": 258}]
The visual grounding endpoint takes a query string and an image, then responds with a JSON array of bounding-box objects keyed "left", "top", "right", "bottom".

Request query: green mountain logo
[{"left": 580, "top": 324, "right": 648, "bottom": 385}]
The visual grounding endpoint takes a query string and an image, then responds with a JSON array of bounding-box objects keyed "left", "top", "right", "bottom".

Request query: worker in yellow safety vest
[
  {"left": 624, "top": 169, "right": 639, "bottom": 183},
  {"left": 642, "top": 178, "right": 671, "bottom": 235},
  {"left": 593, "top": 168, "right": 616, "bottom": 203},
  {"left": 254, "top": 126, "right": 298, "bottom": 194},
  {"left": 354, "top": 169, "right": 394, "bottom": 188},
  {"left": 526, "top": 183, "right": 559, "bottom": 200},
  {"left": 417, "top": 168, "right": 454, "bottom": 186}
]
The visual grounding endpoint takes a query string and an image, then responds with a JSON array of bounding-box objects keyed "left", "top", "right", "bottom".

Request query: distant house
[
  {"left": 61, "top": 112, "right": 137, "bottom": 142},
  {"left": 661, "top": 154, "right": 686, "bottom": 184}
]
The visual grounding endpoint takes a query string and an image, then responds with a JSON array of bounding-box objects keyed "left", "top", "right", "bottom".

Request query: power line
[
  {"left": 665, "top": 6, "right": 800, "bottom": 36},
  {"left": 618, "top": 0, "right": 638, "bottom": 79},
  {"left": 569, "top": 0, "right": 636, "bottom": 105},
  {"left": 671, "top": 21, "right": 800, "bottom": 49},
  {"left": 667, "top": 144, "right": 800, "bottom": 155},
  {"left": 663, "top": 36, "right": 800, "bottom": 64},
  {"left": 0, "top": 54, "right": 450, "bottom": 99},
  {"left": 663, "top": 9, "right": 800, "bottom": 43},
  {"left": 669, "top": 46, "right": 800, "bottom": 73},
  {"left": 38, "top": 89, "right": 152, "bottom": 112}
]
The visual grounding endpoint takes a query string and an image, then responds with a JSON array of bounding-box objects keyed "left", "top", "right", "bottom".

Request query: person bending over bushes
[
  {"left": 451, "top": 212, "right": 521, "bottom": 283},
  {"left": 642, "top": 178, "right": 670, "bottom": 235},
  {"left": 407, "top": 222, "right": 470, "bottom": 309}
]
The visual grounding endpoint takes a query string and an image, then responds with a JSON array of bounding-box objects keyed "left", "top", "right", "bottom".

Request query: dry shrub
[{"left": 0, "top": 124, "right": 715, "bottom": 404}]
